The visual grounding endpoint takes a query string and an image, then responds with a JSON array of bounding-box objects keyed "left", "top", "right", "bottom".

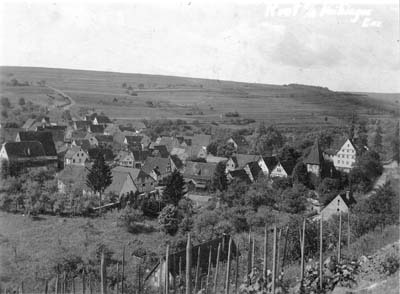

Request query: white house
[
  {"left": 332, "top": 139, "right": 357, "bottom": 173},
  {"left": 320, "top": 191, "right": 356, "bottom": 219},
  {"left": 270, "top": 162, "right": 288, "bottom": 178},
  {"left": 64, "top": 146, "right": 88, "bottom": 166}
]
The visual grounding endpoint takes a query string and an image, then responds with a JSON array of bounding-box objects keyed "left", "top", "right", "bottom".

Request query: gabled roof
[
  {"left": 324, "top": 191, "right": 357, "bottom": 209},
  {"left": 93, "top": 115, "right": 111, "bottom": 124},
  {"left": 246, "top": 161, "right": 262, "bottom": 179},
  {"left": 74, "top": 120, "right": 92, "bottom": 130},
  {"left": 132, "top": 150, "right": 150, "bottom": 162},
  {"left": 22, "top": 118, "right": 36, "bottom": 130},
  {"left": 57, "top": 165, "right": 90, "bottom": 187},
  {"left": 125, "top": 135, "right": 142, "bottom": 145},
  {"left": 156, "top": 137, "right": 180, "bottom": 152},
  {"left": 103, "top": 124, "right": 120, "bottom": 135},
  {"left": 17, "top": 131, "right": 57, "bottom": 156},
  {"left": 231, "top": 154, "right": 260, "bottom": 168},
  {"left": 88, "top": 125, "right": 105, "bottom": 133},
  {"left": 184, "top": 134, "right": 211, "bottom": 147},
  {"left": 65, "top": 146, "right": 86, "bottom": 159},
  {"left": 129, "top": 121, "right": 146, "bottom": 130},
  {"left": 183, "top": 161, "right": 217, "bottom": 181},
  {"left": 70, "top": 130, "right": 87, "bottom": 140},
  {"left": 304, "top": 139, "right": 323, "bottom": 166},
  {"left": 115, "top": 150, "right": 133, "bottom": 161},
  {"left": 72, "top": 139, "right": 91, "bottom": 151},
  {"left": 229, "top": 134, "right": 249, "bottom": 147},
  {"left": 112, "top": 166, "right": 154, "bottom": 183},
  {"left": 142, "top": 156, "right": 172, "bottom": 174},
  {"left": 262, "top": 156, "right": 279, "bottom": 171},
  {"left": 94, "top": 135, "right": 113, "bottom": 143},
  {"left": 104, "top": 170, "right": 134, "bottom": 195},
  {"left": 88, "top": 148, "right": 114, "bottom": 161},
  {"left": 206, "top": 154, "right": 227, "bottom": 163},
  {"left": 2, "top": 141, "right": 46, "bottom": 159},
  {"left": 228, "top": 169, "right": 252, "bottom": 183},
  {"left": 152, "top": 145, "right": 169, "bottom": 158},
  {"left": 36, "top": 125, "right": 67, "bottom": 142},
  {"left": 280, "top": 160, "right": 295, "bottom": 176}
]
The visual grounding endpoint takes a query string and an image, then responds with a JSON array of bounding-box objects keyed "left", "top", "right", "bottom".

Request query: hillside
[{"left": 1, "top": 66, "right": 397, "bottom": 128}]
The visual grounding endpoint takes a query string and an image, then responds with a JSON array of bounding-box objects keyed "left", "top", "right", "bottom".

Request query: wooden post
[
  {"left": 82, "top": 272, "right": 86, "bottom": 294},
  {"left": 263, "top": 225, "right": 268, "bottom": 279},
  {"left": 224, "top": 237, "right": 232, "bottom": 294},
  {"left": 44, "top": 280, "right": 48, "bottom": 294},
  {"left": 100, "top": 249, "right": 107, "bottom": 294},
  {"left": 271, "top": 226, "right": 277, "bottom": 294},
  {"left": 121, "top": 246, "right": 125, "bottom": 294},
  {"left": 179, "top": 256, "right": 182, "bottom": 293},
  {"left": 116, "top": 263, "right": 119, "bottom": 294},
  {"left": 166, "top": 245, "right": 170, "bottom": 294},
  {"left": 55, "top": 274, "right": 59, "bottom": 294},
  {"left": 347, "top": 211, "right": 351, "bottom": 251},
  {"left": 205, "top": 247, "right": 212, "bottom": 294},
  {"left": 62, "top": 272, "right": 66, "bottom": 294},
  {"left": 235, "top": 245, "right": 239, "bottom": 294},
  {"left": 72, "top": 277, "right": 75, "bottom": 294},
  {"left": 185, "top": 234, "right": 192, "bottom": 294},
  {"left": 281, "top": 226, "right": 289, "bottom": 273},
  {"left": 247, "top": 230, "right": 252, "bottom": 275},
  {"left": 251, "top": 236, "right": 255, "bottom": 270},
  {"left": 338, "top": 210, "right": 342, "bottom": 263},
  {"left": 194, "top": 246, "right": 201, "bottom": 292},
  {"left": 159, "top": 257, "right": 163, "bottom": 294},
  {"left": 300, "top": 219, "right": 306, "bottom": 284},
  {"left": 319, "top": 215, "right": 323, "bottom": 291},
  {"left": 138, "top": 262, "right": 142, "bottom": 294},
  {"left": 213, "top": 243, "right": 221, "bottom": 294},
  {"left": 276, "top": 228, "right": 282, "bottom": 277},
  {"left": 88, "top": 274, "right": 92, "bottom": 294},
  {"left": 19, "top": 282, "right": 24, "bottom": 294}
]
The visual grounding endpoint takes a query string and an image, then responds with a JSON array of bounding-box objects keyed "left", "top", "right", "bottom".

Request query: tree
[
  {"left": 292, "top": 162, "right": 309, "bottom": 186},
  {"left": 317, "top": 177, "right": 341, "bottom": 205},
  {"left": 162, "top": 170, "right": 185, "bottom": 206},
  {"left": 1, "top": 97, "right": 11, "bottom": 108},
  {"left": 207, "top": 141, "right": 219, "bottom": 156},
  {"left": 217, "top": 142, "right": 236, "bottom": 158},
  {"left": 349, "top": 150, "right": 383, "bottom": 192},
  {"left": 158, "top": 204, "right": 179, "bottom": 235},
  {"left": 212, "top": 161, "right": 228, "bottom": 192},
  {"left": 276, "top": 184, "right": 308, "bottom": 214},
  {"left": 372, "top": 123, "right": 383, "bottom": 153},
  {"left": 391, "top": 121, "right": 399, "bottom": 163},
  {"left": 86, "top": 154, "right": 113, "bottom": 204},
  {"left": 18, "top": 97, "right": 25, "bottom": 106},
  {"left": 251, "top": 125, "right": 284, "bottom": 156}
]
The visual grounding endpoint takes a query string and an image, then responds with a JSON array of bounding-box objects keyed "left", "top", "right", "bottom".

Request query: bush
[
  {"left": 158, "top": 204, "right": 179, "bottom": 235},
  {"left": 117, "top": 207, "right": 145, "bottom": 233},
  {"left": 380, "top": 253, "right": 400, "bottom": 276}
]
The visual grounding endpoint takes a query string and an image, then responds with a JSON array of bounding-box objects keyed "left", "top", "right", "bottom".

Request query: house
[
  {"left": 16, "top": 131, "right": 57, "bottom": 159},
  {"left": 21, "top": 118, "right": 37, "bottom": 130},
  {"left": 131, "top": 150, "right": 150, "bottom": 168},
  {"left": 225, "top": 154, "right": 260, "bottom": 172},
  {"left": 304, "top": 139, "right": 324, "bottom": 177},
  {"left": 73, "top": 120, "right": 92, "bottom": 131},
  {"left": 113, "top": 130, "right": 137, "bottom": 145},
  {"left": 128, "top": 121, "right": 147, "bottom": 133},
  {"left": 320, "top": 191, "right": 356, "bottom": 219},
  {"left": 93, "top": 115, "right": 112, "bottom": 125},
  {"left": 227, "top": 135, "right": 248, "bottom": 151},
  {"left": 155, "top": 137, "right": 180, "bottom": 153},
  {"left": 88, "top": 148, "right": 114, "bottom": 162},
  {"left": 227, "top": 169, "right": 252, "bottom": 184},
  {"left": 0, "top": 141, "right": 58, "bottom": 170},
  {"left": 142, "top": 156, "right": 176, "bottom": 182},
  {"left": 115, "top": 150, "right": 135, "bottom": 168},
  {"left": 331, "top": 139, "right": 359, "bottom": 173},
  {"left": 86, "top": 135, "right": 113, "bottom": 148},
  {"left": 103, "top": 124, "right": 120, "bottom": 136},
  {"left": 182, "top": 134, "right": 211, "bottom": 148},
  {"left": 124, "top": 135, "right": 149, "bottom": 151},
  {"left": 258, "top": 156, "right": 279, "bottom": 177},
  {"left": 71, "top": 139, "right": 91, "bottom": 152},
  {"left": 36, "top": 125, "right": 67, "bottom": 143},
  {"left": 57, "top": 165, "right": 91, "bottom": 194},
  {"left": 206, "top": 154, "right": 227, "bottom": 164},
  {"left": 87, "top": 124, "right": 105, "bottom": 134},
  {"left": 104, "top": 169, "right": 137, "bottom": 198},
  {"left": 64, "top": 146, "right": 88, "bottom": 166},
  {"left": 151, "top": 145, "right": 170, "bottom": 158},
  {"left": 145, "top": 234, "right": 237, "bottom": 288},
  {"left": 183, "top": 161, "right": 217, "bottom": 190},
  {"left": 170, "top": 147, "right": 190, "bottom": 162},
  {"left": 243, "top": 161, "right": 263, "bottom": 182},
  {"left": 112, "top": 166, "right": 157, "bottom": 193},
  {"left": 270, "top": 161, "right": 295, "bottom": 178},
  {"left": 21, "top": 117, "right": 50, "bottom": 131}
]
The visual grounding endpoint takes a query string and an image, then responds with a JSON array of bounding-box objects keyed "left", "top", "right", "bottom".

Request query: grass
[{"left": 1, "top": 66, "right": 398, "bottom": 128}]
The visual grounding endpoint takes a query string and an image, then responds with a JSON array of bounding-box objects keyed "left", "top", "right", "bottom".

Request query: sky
[{"left": 0, "top": 0, "right": 399, "bottom": 92}]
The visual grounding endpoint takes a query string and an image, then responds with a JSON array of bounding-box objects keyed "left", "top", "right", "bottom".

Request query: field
[{"left": 1, "top": 66, "right": 398, "bottom": 128}]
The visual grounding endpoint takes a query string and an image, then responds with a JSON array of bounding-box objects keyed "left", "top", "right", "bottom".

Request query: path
[
  {"left": 46, "top": 85, "right": 76, "bottom": 110},
  {"left": 365, "top": 160, "right": 399, "bottom": 198}
]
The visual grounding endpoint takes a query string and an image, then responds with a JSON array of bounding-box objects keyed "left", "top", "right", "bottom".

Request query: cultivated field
[{"left": 1, "top": 66, "right": 397, "bottom": 128}]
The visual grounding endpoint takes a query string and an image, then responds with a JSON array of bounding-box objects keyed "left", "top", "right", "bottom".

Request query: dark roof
[
  {"left": 94, "top": 115, "right": 111, "bottom": 124},
  {"left": 280, "top": 160, "right": 295, "bottom": 176},
  {"left": 145, "top": 234, "right": 237, "bottom": 280},
  {"left": 132, "top": 150, "right": 150, "bottom": 162},
  {"left": 2, "top": 141, "right": 46, "bottom": 159},
  {"left": 65, "top": 146, "right": 87, "bottom": 159},
  {"left": 152, "top": 145, "right": 169, "bottom": 158},
  {"left": 170, "top": 154, "right": 184, "bottom": 169},
  {"left": 73, "top": 139, "right": 91, "bottom": 151},
  {"left": 230, "top": 135, "right": 249, "bottom": 147},
  {"left": 183, "top": 161, "right": 217, "bottom": 181},
  {"left": 36, "top": 126, "right": 67, "bottom": 142},
  {"left": 228, "top": 169, "right": 252, "bottom": 183},
  {"left": 104, "top": 170, "right": 133, "bottom": 195},
  {"left": 88, "top": 148, "right": 114, "bottom": 161},
  {"left": 94, "top": 135, "right": 113, "bottom": 143},
  {"left": 125, "top": 135, "right": 142, "bottom": 145},
  {"left": 89, "top": 125, "right": 105, "bottom": 133},
  {"left": 262, "top": 156, "right": 279, "bottom": 171},
  {"left": 338, "top": 191, "right": 357, "bottom": 207},
  {"left": 22, "top": 118, "right": 36, "bottom": 130},
  {"left": 232, "top": 154, "right": 260, "bottom": 168},
  {"left": 74, "top": 120, "right": 92, "bottom": 130},
  {"left": 304, "top": 139, "right": 323, "bottom": 165},
  {"left": 142, "top": 156, "right": 172, "bottom": 175},
  {"left": 247, "top": 161, "right": 262, "bottom": 179},
  {"left": 17, "top": 131, "right": 57, "bottom": 156}
]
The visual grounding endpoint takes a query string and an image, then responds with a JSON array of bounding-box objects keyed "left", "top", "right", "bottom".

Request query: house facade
[
  {"left": 64, "top": 146, "right": 88, "bottom": 166},
  {"left": 320, "top": 192, "right": 356, "bottom": 219},
  {"left": 332, "top": 139, "right": 357, "bottom": 173}
]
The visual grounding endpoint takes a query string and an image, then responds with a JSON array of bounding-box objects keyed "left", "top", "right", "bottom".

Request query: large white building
[{"left": 332, "top": 139, "right": 357, "bottom": 173}]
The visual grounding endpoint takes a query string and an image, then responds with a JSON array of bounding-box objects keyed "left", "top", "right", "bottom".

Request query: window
[
  {"left": 73, "top": 159, "right": 75, "bottom": 163},
  {"left": 142, "top": 183, "right": 146, "bottom": 187},
  {"left": 277, "top": 168, "right": 282, "bottom": 172}
]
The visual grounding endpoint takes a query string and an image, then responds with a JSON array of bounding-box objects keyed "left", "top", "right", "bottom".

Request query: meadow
[{"left": 1, "top": 66, "right": 397, "bottom": 129}]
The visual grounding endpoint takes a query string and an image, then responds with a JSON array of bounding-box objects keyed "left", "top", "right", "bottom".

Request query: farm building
[{"left": 304, "top": 139, "right": 324, "bottom": 177}]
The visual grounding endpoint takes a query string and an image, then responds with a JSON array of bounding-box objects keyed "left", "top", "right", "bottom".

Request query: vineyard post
[
  {"left": 206, "top": 247, "right": 212, "bottom": 294},
  {"left": 44, "top": 280, "right": 48, "bottom": 294},
  {"left": 319, "top": 215, "right": 323, "bottom": 291},
  {"left": 121, "top": 246, "right": 125, "bottom": 294},
  {"left": 224, "top": 237, "right": 232, "bottom": 294},
  {"left": 194, "top": 246, "right": 201, "bottom": 292},
  {"left": 72, "top": 277, "right": 75, "bottom": 294},
  {"left": 347, "top": 211, "right": 351, "bottom": 251},
  {"left": 271, "top": 226, "right": 277, "bottom": 294},
  {"left": 116, "top": 263, "right": 119, "bottom": 294},
  {"left": 100, "top": 249, "right": 107, "bottom": 294},
  {"left": 55, "top": 274, "right": 59, "bottom": 294},
  {"left": 82, "top": 271, "right": 86, "bottom": 294},
  {"left": 234, "top": 244, "right": 239, "bottom": 294},
  {"left": 263, "top": 225, "right": 268, "bottom": 279},
  {"left": 247, "top": 230, "right": 252, "bottom": 275},
  {"left": 300, "top": 219, "right": 306, "bottom": 284},
  {"left": 338, "top": 210, "right": 342, "bottom": 263},
  {"left": 213, "top": 243, "right": 221, "bottom": 294},
  {"left": 166, "top": 245, "right": 170, "bottom": 294},
  {"left": 185, "top": 234, "right": 192, "bottom": 294},
  {"left": 281, "top": 226, "right": 289, "bottom": 274}
]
